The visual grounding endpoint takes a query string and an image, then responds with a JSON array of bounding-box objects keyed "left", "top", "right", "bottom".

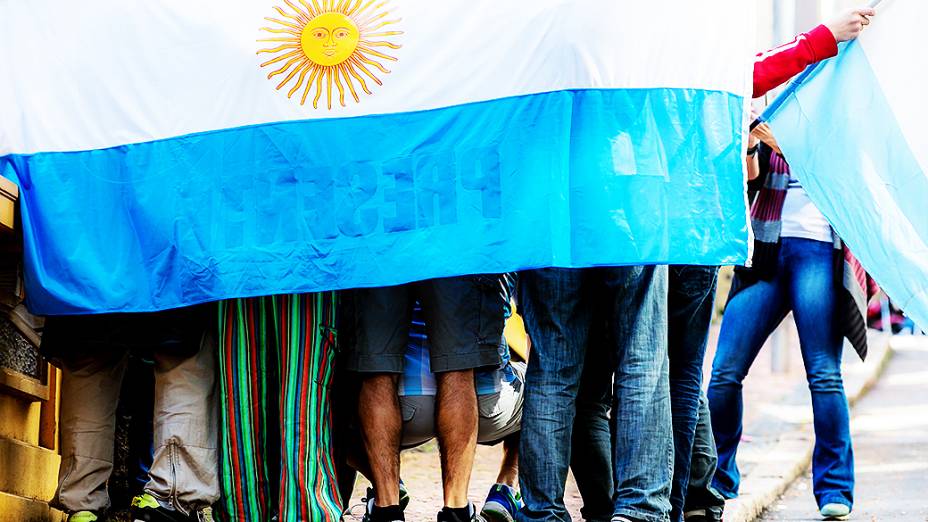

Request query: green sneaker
[
  {"left": 67, "top": 512, "right": 100, "bottom": 522},
  {"left": 820, "top": 502, "right": 851, "bottom": 520},
  {"left": 131, "top": 493, "right": 213, "bottom": 522}
]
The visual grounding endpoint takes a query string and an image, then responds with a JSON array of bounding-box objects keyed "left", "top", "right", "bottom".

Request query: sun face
[{"left": 258, "top": 0, "right": 403, "bottom": 110}]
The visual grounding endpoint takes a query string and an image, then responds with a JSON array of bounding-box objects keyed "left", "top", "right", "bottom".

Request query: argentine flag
[
  {"left": 766, "top": 0, "right": 928, "bottom": 331},
  {"left": 0, "top": 0, "right": 754, "bottom": 314}
]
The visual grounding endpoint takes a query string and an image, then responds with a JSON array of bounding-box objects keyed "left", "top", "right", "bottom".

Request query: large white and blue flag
[
  {"left": 0, "top": 0, "right": 754, "bottom": 314},
  {"left": 766, "top": 0, "right": 928, "bottom": 331}
]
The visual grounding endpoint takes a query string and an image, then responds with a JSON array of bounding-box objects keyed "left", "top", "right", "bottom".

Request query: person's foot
[
  {"left": 437, "top": 503, "right": 485, "bottom": 522},
  {"left": 683, "top": 509, "right": 715, "bottom": 522},
  {"left": 479, "top": 484, "right": 523, "bottom": 522},
  {"left": 67, "top": 512, "right": 101, "bottom": 522},
  {"left": 820, "top": 502, "right": 851, "bottom": 520},
  {"left": 362, "top": 482, "right": 410, "bottom": 521},
  {"left": 131, "top": 493, "right": 213, "bottom": 522}
]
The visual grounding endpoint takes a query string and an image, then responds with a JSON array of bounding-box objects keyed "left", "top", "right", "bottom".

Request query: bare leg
[
  {"left": 358, "top": 373, "right": 402, "bottom": 507},
  {"left": 496, "top": 434, "right": 520, "bottom": 487},
  {"left": 436, "top": 369, "right": 478, "bottom": 508}
]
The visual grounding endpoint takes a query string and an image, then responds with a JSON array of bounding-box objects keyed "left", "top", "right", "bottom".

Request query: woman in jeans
[{"left": 707, "top": 123, "right": 871, "bottom": 521}]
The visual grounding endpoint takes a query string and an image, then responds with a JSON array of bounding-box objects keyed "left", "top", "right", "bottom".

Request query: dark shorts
[{"left": 347, "top": 275, "right": 506, "bottom": 374}]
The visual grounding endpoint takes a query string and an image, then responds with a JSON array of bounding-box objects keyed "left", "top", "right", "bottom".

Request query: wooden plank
[
  {"left": 37, "top": 366, "right": 58, "bottom": 451},
  {"left": 0, "top": 176, "right": 17, "bottom": 232},
  {"left": 0, "top": 368, "right": 48, "bottom": 403}
]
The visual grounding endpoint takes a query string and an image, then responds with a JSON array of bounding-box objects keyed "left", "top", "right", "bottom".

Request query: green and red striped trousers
[{"left": 216, "top": 293, "right": 342, "bottom": 522}]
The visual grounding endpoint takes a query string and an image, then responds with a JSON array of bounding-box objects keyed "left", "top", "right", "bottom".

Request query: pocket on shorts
[
  {"left": 472, "top": 275, "right": 507, "bottom": 346},
  {"left": 478, "top": 391, "right": 504, "bottom": 418},
  {"left": 400, "top": 399, "right": 417, "bottom": 422}
]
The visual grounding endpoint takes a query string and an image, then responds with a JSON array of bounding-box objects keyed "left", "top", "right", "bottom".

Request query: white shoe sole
[{"left": 480, "top": 501, "right": 515, "bottom": 522}]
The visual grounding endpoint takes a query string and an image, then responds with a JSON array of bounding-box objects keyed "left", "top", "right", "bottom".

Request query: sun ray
[
  {"left": 344, "top": 61, "right": 373, "bottom": 94},
  {"left": 257, "top": 37, "right": 301, "bottom": 43},
  {"left": 338, "top": 64, "right": 361, "bottom": 103},
  {"left": 283, "top": 0, "right": 312, "bottom": 21},
  {"left": 260, "top": 49, "right": 303, "bottom": 67},
  {"left": 363, "top": 30, "right": 403, "bottom": 38},
  {"left": 362, "top": 19, "right": 401, "bottom": 32},
  {"left": 355, "top": 52, "right": 391, "bottom": 74},
  {"left": 267, "top": 54, "right": 305, "bottom": 79},
  {"left": 301, "top": 66, "right": 323, "bottom": 105},
  {"left": 349, "top": 56, "right": 383, "bottom": 86},
  {"left": 326, "top": 67, "right": 335, "bottom": 109},
  {"left": 298, "top": 0, "right": 318, "bottom": 17},
  {"left": 257, "top": 43, "right": 300, "bottom": 55},
  {"left": 263, "top": 17, "right": 302, "bottom": 31},
  {"left": 260, "top": 27, "right": 302, "bottom": 36},
  {"left": 345, "top": 0, "right": 364, "bottom": 16},
  {"left": 353, "top": 0, "right": 383, "bottom": 20},
  {"left": 312, "top": 67, "right": 325, "bottom": 108},
  {"left": 360, "top": 40, "right": 401, "bottom": 50},
  {"left": 289, "top": 62, "right": 314, "bottom": 98},
  {"left": 276, "top": 59, "right": 310, "bottom": 89},
  {"left": 333, "top": 65, "right": 347, "bottom": 107},
  {"left": 311, "top": 0, "right": 323, "bottom": 14},
  {"left": 272, "top": 6, "right": 305, "bottom": 24},
  {"left": 357, "top": 45, "right": 398, "bottom": 62}
]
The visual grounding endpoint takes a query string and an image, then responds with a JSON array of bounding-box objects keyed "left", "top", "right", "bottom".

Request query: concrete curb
[{"left": 723, "top": 334, "right": 895, "bottom": 522}]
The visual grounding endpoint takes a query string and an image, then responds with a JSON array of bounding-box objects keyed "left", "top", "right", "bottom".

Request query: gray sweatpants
[{"left": 53, "top": 332, "right": 219, "bottom": 515}]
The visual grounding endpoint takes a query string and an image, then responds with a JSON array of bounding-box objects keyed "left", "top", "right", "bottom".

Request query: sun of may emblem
[{"left": 258, "top": 0, "right": 402, "bottom": 109}]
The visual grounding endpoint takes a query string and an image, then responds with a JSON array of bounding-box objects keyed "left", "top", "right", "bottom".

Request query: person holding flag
[
  {"left": 705, "top": 8, "right": 877, "bottom": 521},
  {"left": 677, "top": 7, "right": 875, "bottom": 522}
]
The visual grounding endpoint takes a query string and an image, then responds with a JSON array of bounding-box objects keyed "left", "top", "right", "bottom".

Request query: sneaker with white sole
[
  {"left": 820, "top": 502, "right": 851, "bottom": 520},
  {"left": 479, "top": 484, "right": 522, "bottom": 522}
]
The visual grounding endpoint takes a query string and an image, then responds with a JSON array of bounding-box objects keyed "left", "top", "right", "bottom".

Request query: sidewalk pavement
[{"left": 712, "top": 319, "right": 893, "bottom": 522}]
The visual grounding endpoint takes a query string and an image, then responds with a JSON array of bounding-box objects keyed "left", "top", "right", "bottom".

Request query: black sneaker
[
  {"left": 437, "top": 503, "right": 485, "bottom": 522},
  {"left": 362, "top": 482, "right": 410, "bottom": 522}
]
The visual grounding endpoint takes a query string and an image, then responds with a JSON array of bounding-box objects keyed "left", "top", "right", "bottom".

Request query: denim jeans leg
[
  {"left": 571, "top": 317, "right": 616, "bottom": 522},
  {"left": 518, "top": 268, "right": 594, "bottom": 522},
  {"left": 784, "top": 238, "right": 854, "bottom": 509},
  {"left": 707, "top": 273, "right": 788, "bottom": 499},
  {"left": 684, "top": 394, "right": 725, "bottom": 521},
  {"left": 668, "top": 266, "right": 718, "bottom": 522},
  {"left": 607, "top": 265, "right": 673, "bottom": 522}
]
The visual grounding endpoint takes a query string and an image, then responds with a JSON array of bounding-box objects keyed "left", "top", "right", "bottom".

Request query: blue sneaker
[{"left": 479, "top": 484, "right": 522, "bottom": 522}]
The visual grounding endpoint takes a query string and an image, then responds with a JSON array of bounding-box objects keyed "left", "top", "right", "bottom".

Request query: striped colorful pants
[{"left": 216, "top": 293, "right": 342, "bottom": 522}]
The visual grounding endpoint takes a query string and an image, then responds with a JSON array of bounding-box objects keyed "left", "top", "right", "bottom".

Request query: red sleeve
[{"left": 753, "top": 24, "right": 838, "bottom": 98}]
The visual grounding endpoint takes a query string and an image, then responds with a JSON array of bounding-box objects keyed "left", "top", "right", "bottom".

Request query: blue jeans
[
  {"left": 707, "top": 238, "right": 854, "bottom": 509},
  {"left": 683, "top": 394, "right": 725, "bottom": 521},
  {"left": 518, "top": 266, "right": 672, "bottom": 522},
  {"left": 667, "top": 266, "right": 718, "bottom": 522},
  {"left": 571, "top": 324, "right": 616, "bottom": 522}
]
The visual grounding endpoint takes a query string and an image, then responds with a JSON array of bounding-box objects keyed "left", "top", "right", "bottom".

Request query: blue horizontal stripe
[
  {"left": 768, "top": 42, "right": 928, "bottom": 331},
  {"left": 2, "top": 88, "right": 748, "bottom": 314}
]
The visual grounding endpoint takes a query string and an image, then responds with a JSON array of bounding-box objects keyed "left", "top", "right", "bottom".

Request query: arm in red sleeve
[{"left": 753, "top": 24, "right": 838, "bottom": 98}]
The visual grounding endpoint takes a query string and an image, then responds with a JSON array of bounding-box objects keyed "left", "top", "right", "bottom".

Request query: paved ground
[{"left": 759, "top": 336, "right": 928, "bottom": 522}]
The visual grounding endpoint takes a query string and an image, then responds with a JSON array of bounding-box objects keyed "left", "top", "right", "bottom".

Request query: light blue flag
[{"left": 766, "top": 0, "right": 928, "bottom": 331}]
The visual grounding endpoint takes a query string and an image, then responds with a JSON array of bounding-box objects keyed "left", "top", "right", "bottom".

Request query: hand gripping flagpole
[{"left": 765, "top": 0, "right": 882, "bottom": 121}]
